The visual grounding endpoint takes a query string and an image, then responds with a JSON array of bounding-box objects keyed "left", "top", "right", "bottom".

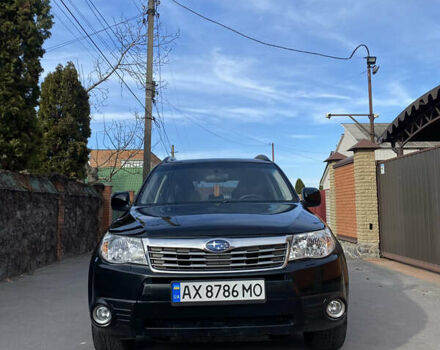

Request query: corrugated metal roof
[
  {"left": 343, "top": 123, "right": 440, "bottom": 148},
  {"left": 97, "top": 168, "right": 144, "bottom": 194},
  {"left": 342, "top": 123, "right": 389, "bottom": 141},
  {"left": 379, "top": 85, "right": 440, "bottom": 143}
]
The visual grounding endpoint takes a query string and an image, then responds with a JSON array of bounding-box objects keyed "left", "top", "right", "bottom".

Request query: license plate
[{"left": 171, "top": 280, "right": 265, "bottom": 304}]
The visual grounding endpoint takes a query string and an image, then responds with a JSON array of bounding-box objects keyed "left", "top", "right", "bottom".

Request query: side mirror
[
  {"left": 111, "top": 191, "right": 131, "bottom": 211},
  {"left": 301, "top": 187, "right": 321, "bottom": 207}
]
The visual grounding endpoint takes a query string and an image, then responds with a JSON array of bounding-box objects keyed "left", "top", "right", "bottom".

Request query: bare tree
[
  {"left": 90, "top": 113, "right": 145, "bottom": 182},
  {"left": 84, "top": 9, "right": 179, "bottom": 181},
  {"left": 85, "top": 12, "right": 179, "bottom": 108}
]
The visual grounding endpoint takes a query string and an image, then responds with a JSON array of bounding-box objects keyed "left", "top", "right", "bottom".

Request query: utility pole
[
  {"left": 143, "top": 0, "right": 155, "bottom": 179},
  {"left": 271, "top": 143, "right": 275, "bottom": 162},
  {"left": 366, "top": 57, "right": 375, "bottom": 143},
  {"left": 327, "top": 55, "right": 379, "bottom": 144}
]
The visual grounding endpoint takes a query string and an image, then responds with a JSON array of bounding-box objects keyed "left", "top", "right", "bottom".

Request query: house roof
[
  {"left": 333, "top": 156, "right": 354, "bottom": 169},
  {"left": 97, "top": 167, "right": 144, "bottom": 193},
  {"left": 89, "top": 149, "right": 161, "bottom": 168},
  {"left": 324, "top": 152, "right": 347, "bottom": 162},
  {"left": 342, "top": 123, "right": 389, "bottom": 141},
  {"left": 342, "top": 123, "right": 440, "bottom": 148},
  {"left": 348, "top": 139, "right": 380, "bottom": 152},
  {"left": 379, "top": 85, "right": 440, "bottom": 145}
]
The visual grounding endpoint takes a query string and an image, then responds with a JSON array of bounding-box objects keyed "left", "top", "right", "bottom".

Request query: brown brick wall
[
  {"left": 328, "top": 165, "right": 337, "bottom": 231},
  {"left": 102, "top": 185, "right": 113, "bottom": 231},
  {"left": 309, "top": 190, "right": 327, "bottom": 222},
  {"left": 89, "top": 149, "right": 161, "bottom": 168},
  {"left": 334, "top": 162, "right": 357, "bottom": 240}
]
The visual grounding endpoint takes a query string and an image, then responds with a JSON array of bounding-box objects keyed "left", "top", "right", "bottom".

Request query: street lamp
[
  {"left": 366, "top": 55, "right": 377, "bottom": 142},
  {"left": 366, "top": 56, "right": 376, "bottom": 65},
  {"left": 326, "top": 113, "right": 379, "bottom": 140},
  {"left": 326, "top": 51, "right": 379, "bottom": 143}
]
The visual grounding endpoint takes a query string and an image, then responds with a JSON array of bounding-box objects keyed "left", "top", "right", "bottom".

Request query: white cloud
[
  {"left": 91, "top": 112, "right": 139, "bottom": 122},
  {"left": 238, "top": 0, "right": 361, "bottom": 50},
  {"left": 373, "top": 82, "right": 414, "bottom": 108},
  {"left": 289, "top": 134, "right": 316, "bottom": 139},
  {"left": 164, "top": 50, "right": 352, "bottom": 108}
]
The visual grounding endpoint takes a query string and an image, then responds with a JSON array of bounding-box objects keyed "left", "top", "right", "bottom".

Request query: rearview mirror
[
  {"left": 111, "top": 192, "right": 131, "bottom": 211},
  {"left": 301, "top": 187, "right": 321, "bottom": 207}
]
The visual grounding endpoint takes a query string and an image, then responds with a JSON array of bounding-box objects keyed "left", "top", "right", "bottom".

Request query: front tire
[
  {"left": 91, "top": 324, "right": 134, "bottom": 350},
  {"left": 304, "top": 320, "right": 347, "bottom": 350}
]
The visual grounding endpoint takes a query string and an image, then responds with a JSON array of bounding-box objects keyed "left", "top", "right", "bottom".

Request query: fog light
[
  {"left": 93, "top": 305, "right": 112, "bottom": 326},
  {"left": 326, "top": 299, "right": 345, "bottom": 319}
]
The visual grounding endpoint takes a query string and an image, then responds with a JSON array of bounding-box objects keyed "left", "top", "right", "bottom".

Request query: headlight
[
  {"left": 100, "top": 233, "right": 147, "bottom": 265},
  {"left": 289, "top": 228, "right": 335, "bottom": 261}
]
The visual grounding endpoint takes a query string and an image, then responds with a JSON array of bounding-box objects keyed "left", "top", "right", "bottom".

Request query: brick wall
[
  {"left": 102, "top": 185, "right": 113, "bottom": 230},
  {"left": 326, "top": 145, "right": 381, "bottom": 258},
  {"left": 309, "top": 190, "right": 327, "bottom": 222},
  {"left": 334, "top": 162, "right": 357, "bottom": 240},
  {"left": 328, "top": 165, "right": 337, "bottom": 232}
]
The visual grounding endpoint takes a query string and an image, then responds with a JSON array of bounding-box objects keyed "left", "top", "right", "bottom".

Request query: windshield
[{"left": 136, "top": 162, "right": 297, "bottom": 205}]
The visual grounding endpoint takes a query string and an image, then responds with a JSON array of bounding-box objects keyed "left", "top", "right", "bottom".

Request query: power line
[
  {"left": 165, "top": 98, "right": 325, "bottom": 160},
  {"left": 85, "top": 0, "right": 147, "bottom": 83},
  {"left": 130, "top": 0, "right": 142, "bottom": 12},
  {"left": 153, "top": 5, "right": 176, "bottom": 156},
  {"left": 58, "top": 0, "right": 146, "bottom": 109},
  {"left": 79, "top": 0, "right": 117, "bottom": 55},
  {"left": 52, "top": 0, "right": 98, "bottom": 59},
  {"left": 153, "top": 103, "right": 172, "bottom": 155},
  {"left": 169, "top": 0, "right": 370, "bottom": 60},
  {"left": 156, "top": 15, "right": 186, "bottom": 153},
  {"left": 85, "top": 0, "right": 126, "bottom": 51},
  {"left": 48, "top": 9, "right": 144, "bottom": 52},
  {"left": 165, "top": 101, "right": 266, "bottom": 147}
]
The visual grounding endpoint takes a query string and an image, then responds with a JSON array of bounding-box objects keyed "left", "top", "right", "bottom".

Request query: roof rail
[
  {"left": 162, "top": 156, "right": 176, "bottom": 163},
  {"left": 254, "top": 154, "right": 271, "bottom": 162}
]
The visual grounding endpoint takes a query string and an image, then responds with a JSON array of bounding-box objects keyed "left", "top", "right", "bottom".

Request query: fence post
[
  {"left": 102, "top": 185, "right": 113, "bottom": 231},
  {"left": 52, "top": 176, "right": 67, "bottom": 261},
  {"left": 324, "top": 152, "right": 347, "bottom": 234},
  {"left": 93, "top": 183, "right": 105, "bottom": 242},
  {"left": 349, "top": 140, "right": 380, "bottom": 257}
]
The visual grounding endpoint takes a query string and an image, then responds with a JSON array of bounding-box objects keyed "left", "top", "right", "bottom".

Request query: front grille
[{"left": 147, "top": 243, "right": 288, "bottom": 272}]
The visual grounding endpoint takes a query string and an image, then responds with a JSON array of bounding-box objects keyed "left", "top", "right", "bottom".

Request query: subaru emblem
[{"left": 205, "top": 239, "right": 230, "bottom": 253}]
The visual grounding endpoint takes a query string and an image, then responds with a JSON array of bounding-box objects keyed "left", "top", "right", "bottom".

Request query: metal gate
[{"left": 377, "top": 147, "right": 440, "bottom": 273}]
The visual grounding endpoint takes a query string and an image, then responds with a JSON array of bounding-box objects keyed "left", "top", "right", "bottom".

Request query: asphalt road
[{"left": 0, "top": 255, "right": 439, "bottom": 350}]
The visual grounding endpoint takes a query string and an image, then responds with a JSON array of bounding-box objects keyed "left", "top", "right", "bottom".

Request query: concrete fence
[{"left": 0, "top": 171, "right": 112, "bottom": 281}]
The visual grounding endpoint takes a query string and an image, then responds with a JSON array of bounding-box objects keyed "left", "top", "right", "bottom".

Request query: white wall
[
  {"left": 336, "top": 132, "right": 357, "bottom": 156},
  {"left": 321, "top": 166, "right": 330, "bottom": 190}
]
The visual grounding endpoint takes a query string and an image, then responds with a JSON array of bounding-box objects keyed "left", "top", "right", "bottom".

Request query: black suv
[{"left": 88, "top": 157, "right": 348, "bottom": 350}]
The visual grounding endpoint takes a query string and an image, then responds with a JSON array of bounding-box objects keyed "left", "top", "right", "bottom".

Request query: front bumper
[{"left": 89, "top": 250, "right": 348, "bottom": 341}]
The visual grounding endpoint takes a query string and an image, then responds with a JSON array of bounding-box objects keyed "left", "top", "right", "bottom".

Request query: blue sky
[{"left": 41, "top": 0, "right": 440, "bottom": 187}]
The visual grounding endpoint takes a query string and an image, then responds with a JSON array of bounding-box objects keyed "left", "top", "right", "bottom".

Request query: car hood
[{"left": 109, "top": 202, "right": 324, "bottom": 238}]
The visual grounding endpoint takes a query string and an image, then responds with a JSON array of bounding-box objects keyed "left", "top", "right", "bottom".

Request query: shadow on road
[
  {"left": 342, "top": 259, "right": 429, "bottom": 350},
  {"left": 135, "top": 260, "right": 430, "bottom": 350},
  {"left": 0, "top": 256, "right": 433, "bottom": 350},
  {"left": 137, "top": 337, "right": 305, "bottom": 350}
]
